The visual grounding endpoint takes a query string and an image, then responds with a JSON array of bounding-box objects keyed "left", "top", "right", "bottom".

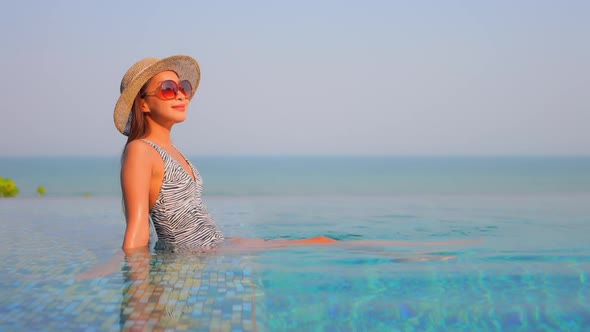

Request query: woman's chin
[{"left": 173, "top": 115, "right": 188, "bottom": 123}]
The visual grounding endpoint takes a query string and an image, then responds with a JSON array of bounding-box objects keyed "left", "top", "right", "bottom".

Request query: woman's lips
[{"left": 172, "top": 105, "right": 186, "bottom": 111}]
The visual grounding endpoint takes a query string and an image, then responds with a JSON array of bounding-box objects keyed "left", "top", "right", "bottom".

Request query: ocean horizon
[{"left": 2, "top": 155, "right": 589, "bottom": 198}]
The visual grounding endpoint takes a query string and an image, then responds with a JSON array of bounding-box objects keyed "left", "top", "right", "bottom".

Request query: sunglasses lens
[
  {"left": 159, "top": 80, "right": 178, "bottom": 100},
  {"left": 180, "top": 80, "right": 193, "bottom": 98}
]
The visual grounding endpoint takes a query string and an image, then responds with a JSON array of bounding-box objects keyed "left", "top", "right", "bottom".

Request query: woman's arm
[
  {"left": 121, "top": 140, "right": 153, "bottom": 250},
  {"left": 76, "top": 246, "right": 149, "bottom": 281},
  {"left": 119, "top": 246, "right": 157, "bottom": 330}
]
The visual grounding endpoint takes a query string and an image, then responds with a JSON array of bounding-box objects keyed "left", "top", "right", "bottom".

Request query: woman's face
[{"left": 141, "top": 70, "right": 191, "bottom": 128}]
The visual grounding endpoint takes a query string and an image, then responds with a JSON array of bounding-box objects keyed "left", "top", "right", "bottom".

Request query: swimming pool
[{"left": 1, "top": 194, "right": 588, "bottom": 331}]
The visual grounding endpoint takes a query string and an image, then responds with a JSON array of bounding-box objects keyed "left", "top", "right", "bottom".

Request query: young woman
[
  {"left": 114, "top": 55, "right": 476, "bottom": 254},
  {"left": 77, "top": 54, "right": 477, "bottom": 284}
]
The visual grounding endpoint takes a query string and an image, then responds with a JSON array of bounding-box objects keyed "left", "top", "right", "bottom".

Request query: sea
[{"left": 1, "top": 155, "right": 589, "bottom": 331}]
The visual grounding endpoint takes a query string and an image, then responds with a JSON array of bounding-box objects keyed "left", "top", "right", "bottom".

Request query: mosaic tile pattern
[
  {"left": 0, "top": 198, "right": 266, "bottom": 331},
  {"left": 118, "top": 253, "right": 263, "bottom": 331},
  {"left": 1, "top": 244, "right": 265, "bottom": 331},
  {"left": 256, "top": 256, "right": 590, "bottom": 331},
  {"left": 2, "top": 196, "right": 590, "bottom": 331}
]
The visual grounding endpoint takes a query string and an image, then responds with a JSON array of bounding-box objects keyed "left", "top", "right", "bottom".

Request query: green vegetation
[
  {"left": 37, "top": 186, "right": 46, "bottom": 196},
  {"left": 0, "top": 176, "right": 20, "bottom": 197}
]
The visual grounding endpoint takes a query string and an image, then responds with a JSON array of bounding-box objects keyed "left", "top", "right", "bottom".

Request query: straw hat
[{"left": 113, "top": 55, "right": 201, "bottom": 135}]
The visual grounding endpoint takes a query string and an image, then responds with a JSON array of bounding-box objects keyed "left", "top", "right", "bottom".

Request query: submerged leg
[
  {"left": 223, "top": 236, "right": 480, "bottom": 252},
  {"left": 286, "top": 235, "right": 338, "bottom": 244}
]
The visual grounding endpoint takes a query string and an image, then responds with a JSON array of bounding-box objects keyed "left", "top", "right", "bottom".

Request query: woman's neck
[{"left": 142, "top": 123, "right": 174, "bottom": 147}]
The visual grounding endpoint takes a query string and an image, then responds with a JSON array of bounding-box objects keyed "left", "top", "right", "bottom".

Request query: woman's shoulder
[
  {"left": 123, "top": 139, "right": 159, "bottom": 163},
  {"left": 121, "top": 139, "right": 163, "bottom": 180}
]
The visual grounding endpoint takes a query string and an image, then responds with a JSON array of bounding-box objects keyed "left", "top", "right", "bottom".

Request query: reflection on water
[
  {"left": 1, "top": 195, "right": 590, "bottom": 331},
  {"left": 119, "top": 250, "right": 261, "bottom": 331}
]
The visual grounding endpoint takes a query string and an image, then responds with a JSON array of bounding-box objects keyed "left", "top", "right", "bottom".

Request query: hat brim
[{"left": 113, "top": 55, "right": 201, "bottom": 135}]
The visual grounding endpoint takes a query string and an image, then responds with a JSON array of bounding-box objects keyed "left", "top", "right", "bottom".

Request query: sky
[{"left": 1, "top": 0, "right": 588, "bottom": 156}]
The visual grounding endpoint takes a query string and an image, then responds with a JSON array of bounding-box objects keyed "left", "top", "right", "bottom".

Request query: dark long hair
[{"left": 126, "top": 83, "right": 150, "bottom": 145}]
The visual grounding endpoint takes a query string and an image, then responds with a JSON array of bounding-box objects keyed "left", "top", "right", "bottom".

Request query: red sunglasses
[{"left": 141, "top": 80, "right": 193, "bottom": 100}]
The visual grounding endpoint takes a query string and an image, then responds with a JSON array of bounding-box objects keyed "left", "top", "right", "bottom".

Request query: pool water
[{"left": 1, "top": 194, "right": 589, "bottom": 331}]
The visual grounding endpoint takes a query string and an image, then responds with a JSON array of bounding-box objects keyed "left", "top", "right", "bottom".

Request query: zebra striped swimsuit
[{"left": 142, "top": 139, "right": 224, "bottom": 252}]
